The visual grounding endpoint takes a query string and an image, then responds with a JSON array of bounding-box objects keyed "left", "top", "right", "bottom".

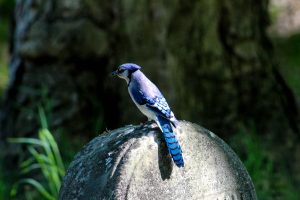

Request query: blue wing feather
[
  {"left": 130, "top": 88, "right": 148, "bottom": 105},
  {"left": 145, "top": 97, "right": 172, "bottom": 119},
  {"left": 130, "top": 88, "right": 173, "bottom": 120}
]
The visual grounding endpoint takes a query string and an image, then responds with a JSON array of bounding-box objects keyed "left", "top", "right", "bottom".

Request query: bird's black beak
[{"left": 111, "top": 70, "right": 118, "bottom": 76}]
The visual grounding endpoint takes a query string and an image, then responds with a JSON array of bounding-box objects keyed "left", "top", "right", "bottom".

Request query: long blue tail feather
[{"left": 157, "top": 116, "right": 184, "bottom": 167}]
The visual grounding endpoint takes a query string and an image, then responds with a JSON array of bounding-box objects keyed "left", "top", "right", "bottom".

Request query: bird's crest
[{"left": 119, "top": 63, "right": 141, "bottom": 71}]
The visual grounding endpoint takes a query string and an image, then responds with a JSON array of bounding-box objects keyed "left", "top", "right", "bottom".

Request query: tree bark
[
  {"left": 0, "top": 0, "right": 298, "bottom": 140},
  {"left": 167, "top": 0, "right": 299, "bottom": 136}
]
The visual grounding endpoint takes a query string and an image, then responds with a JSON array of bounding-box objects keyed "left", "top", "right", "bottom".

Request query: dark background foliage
[{"left": 0, "top": 0, "right": 300, "bottom": 199}]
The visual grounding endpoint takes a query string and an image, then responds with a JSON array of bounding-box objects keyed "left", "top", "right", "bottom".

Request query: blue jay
[{"left": 112, "top": 63, "right": 184, "bottom": 167}]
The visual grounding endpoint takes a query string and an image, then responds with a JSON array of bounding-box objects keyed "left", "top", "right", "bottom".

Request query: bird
[{"left": 112, "top": 63, "right": 184, "bottom": 167}]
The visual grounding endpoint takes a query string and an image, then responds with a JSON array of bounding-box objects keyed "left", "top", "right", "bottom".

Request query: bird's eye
[{"left": 118, "top": 69, "right": 125, "bottom": 73}]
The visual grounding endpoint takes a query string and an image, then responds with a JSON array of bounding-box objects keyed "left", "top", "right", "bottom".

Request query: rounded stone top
[{"left": 59, "top": 121, "right": 257, "bottom": 200}]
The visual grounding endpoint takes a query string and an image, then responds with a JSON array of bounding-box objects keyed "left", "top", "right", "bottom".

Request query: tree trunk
[
  {"left": 167, "top": 0, "right": 299, "bottom": 136},
  {"left": 0, "top": 0, "right": 121, "bottom": 138},
  {"left": 1, "top": 0, "right": 298, "bottom": 140}
]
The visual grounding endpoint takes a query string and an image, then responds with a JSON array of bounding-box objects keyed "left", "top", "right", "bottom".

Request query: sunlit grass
[{"left": 8, "top": 108, "right": 65, "bottom": 200}]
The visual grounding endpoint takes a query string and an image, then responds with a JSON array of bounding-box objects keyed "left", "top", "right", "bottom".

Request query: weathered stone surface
[{"left": 59, "top": 121, "right": 257, "bottom": 200}]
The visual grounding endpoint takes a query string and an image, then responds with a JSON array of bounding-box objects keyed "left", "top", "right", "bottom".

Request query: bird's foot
[
  {"left": 149, "top": 122, "right": 158, "bottom": 129},
  {"left": 143, "top": 120, "right": 158, "bottom": 129}
]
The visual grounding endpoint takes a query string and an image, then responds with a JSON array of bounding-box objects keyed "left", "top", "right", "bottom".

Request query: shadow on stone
[
  {"left": 143, "top": 121, "right": 173, "bottom": 180},
  {"left": 156, "top": 131, "right": 173, "bottom": 180}
]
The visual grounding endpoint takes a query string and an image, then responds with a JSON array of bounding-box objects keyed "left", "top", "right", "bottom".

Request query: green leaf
[
  {"left": 7, "top": 137, "right": 44, "bottom": 146},
  {"left": 10, "top": 111, "right": 66, "bottom": 199},
  {"left": 10, "top": 178, "right": 55, "bottom": 200},
  {"left": 42, "top": 129, "right": 65, "bottom": 175},
  {"left": 21, "top": 163, "right": 41, "bottom": 174},
  {"left": 20, "top": 157, "right": 35, "bottom": 168},
  {"left": 38, "top": 106, "right": 48, "bottom": 129}
]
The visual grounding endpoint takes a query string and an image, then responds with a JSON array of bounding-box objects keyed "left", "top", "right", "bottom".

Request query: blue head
[{"left": 112, "top": 63, "right": 141, "bottom": 83}]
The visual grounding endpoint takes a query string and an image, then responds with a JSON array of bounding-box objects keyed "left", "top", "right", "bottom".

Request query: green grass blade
[
  {"left": 39, "top": 130, "right": 55, "bottom": 164},
  {"left": 27, "top": 146, "right": 57, "bottom": 196},
  {"left": 21, "top": 163, "right": 41, "bottom": 174},
  {"left": 38, "top": 130, "right": 61, "bottom": 195},
  {"left": 42, "top": 129, "right": 65, "bottom": 175},
  {"left": 38, "top": 106, "right": 48, "bottom": 129},
  {"left": 20, "top": 157, "right": 35, "bottom": 169},
  {"left": 7, "top": 138, "right": 44, "bottom": 146},
  {"left": 27, "top": 147, "right": 51, "bottom": 165},
  {"left": 10, "top": 113, "right": 66, "bottom": 199},
  {"left": 10, "top": 178, "right": 55, "bottom": 200}
]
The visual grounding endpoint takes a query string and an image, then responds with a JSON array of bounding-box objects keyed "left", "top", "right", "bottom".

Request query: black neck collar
[{"left": 127, "top": 70, "right": 137, "bottom": 86}]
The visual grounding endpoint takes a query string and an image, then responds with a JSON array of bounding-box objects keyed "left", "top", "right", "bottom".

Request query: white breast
[{"left": 128, "top": 88, "right": 157, "bottom": 121}]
